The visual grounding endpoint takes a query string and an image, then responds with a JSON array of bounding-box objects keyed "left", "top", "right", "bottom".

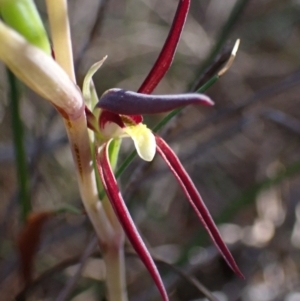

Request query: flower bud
[
  {"left": 0, "top": 21, "right": 84, "bottom": 119},
  {"left": 0, "top": 0, "right": 51, "bottom": 54}
]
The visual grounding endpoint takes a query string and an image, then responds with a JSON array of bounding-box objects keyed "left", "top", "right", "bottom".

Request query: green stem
[
  {"left": 7, "top": 68, "right": 31, "bottom": 222},
  {"left": 115, "top": 150, "right": 136, "bottom": 179},
  {"left": 109, "top": 139, "right": 121, "bottom": 171},
  {"left": 102, "top": 245, "right": 128, "bottom": 301}
]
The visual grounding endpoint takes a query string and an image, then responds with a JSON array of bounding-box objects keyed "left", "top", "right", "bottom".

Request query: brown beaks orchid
[{"left": 90, "top": 0, "right": 243, "bottom": 299}]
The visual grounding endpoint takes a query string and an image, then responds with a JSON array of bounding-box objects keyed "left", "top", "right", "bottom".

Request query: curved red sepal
[
  {"left": 96, "top": 142, "right": 169, "bottom": 301},
  {"left": 138, "top": 0, "right": 191, "bottom": 94},
  {"left": 155, "top": 135, "right": 244, "bottom": 279}
]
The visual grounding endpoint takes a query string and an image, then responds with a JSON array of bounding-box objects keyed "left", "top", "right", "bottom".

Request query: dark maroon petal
[
  {"left": 138, "top": 0, "right": 190, "bottom": 94},
  {"left": 97, "top": 88, "right": 213, "bottom": 115},
  {"left": 51, "top": 46, "right": 55, "bottom": 59},
  {"left": 96, "top": 142, "right": 169, "bottom": 301},
  {"left": 99, "top": 110, "right": 125, "bottom": 130},
  {"left": 126, "top": 114, "right": 143, "bottom": 124},
  {"left": 155, "top": 135, "right": 244, "bottom": 279}
]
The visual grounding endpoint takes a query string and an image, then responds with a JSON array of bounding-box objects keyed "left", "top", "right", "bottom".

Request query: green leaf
[{"left": 0, "top": 0, "right": 51, "bottom": 54}]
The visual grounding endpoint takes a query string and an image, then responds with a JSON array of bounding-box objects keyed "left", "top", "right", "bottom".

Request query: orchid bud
[
  {"left": 0, "top": 21, "right": 84, "bottom": 119},
  {"left": 0, "top": 0, "right": 51, "bottom": 55}
]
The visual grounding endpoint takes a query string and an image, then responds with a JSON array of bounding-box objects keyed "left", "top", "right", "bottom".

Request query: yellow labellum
[{"left": 124, "top": 124, "right": 156, "bottom": 162}]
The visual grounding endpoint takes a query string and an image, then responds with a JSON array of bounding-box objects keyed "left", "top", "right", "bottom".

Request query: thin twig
[
  {"left": 0, "top": 136, "right": 68, "bottom": 162},
  {"left": 126, "top": 251, "right": 220, "bottom": 301},
  {"left": 262, "top": 108, "right": 300, "bottom": 135},
  {"left": 15, "top": 235, "right": 97, "bottom": 301},
  {"left": 15, "top": 248, "right": 218, "bottom": 301},
  {"left": 55, "top": 236, "right": 98, "bottom": 301},
  {"left": 175, "top": 69, "right": 300, "bottom": 142},
  {"left": 75, "top": 0, "right": 110, "bottom": 71},
  {"left": 15, "top": 257, "right": 82, "bottom": 301}
]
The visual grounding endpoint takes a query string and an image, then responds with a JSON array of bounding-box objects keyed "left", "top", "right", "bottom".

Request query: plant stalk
[
  {"left": 102, "top": 244, "right": 128, "bottom": 301},
  {"left": 7, "top": 68, "right": 31, "bottom": 222},
  {"left": 45, "top": 1, "right": 127, "bottom": 300}
]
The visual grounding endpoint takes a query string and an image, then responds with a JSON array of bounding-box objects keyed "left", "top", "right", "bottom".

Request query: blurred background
[{"left": 1, "top": 0, "right": 300, "bottom": 300}]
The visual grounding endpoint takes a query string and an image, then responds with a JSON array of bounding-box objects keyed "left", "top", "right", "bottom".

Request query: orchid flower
[
  {"left": 0, "top": 0, "right": 243, "bottom": 300},
  {"left": 94, "top": 101, "right": 245, "bottom": 296},
  {"left": 89, "top": 0, "right": 243, "bottom": 299}
]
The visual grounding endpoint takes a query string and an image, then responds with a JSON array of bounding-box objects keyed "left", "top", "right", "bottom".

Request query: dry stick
[
  {"left": 74, "top": 0, "right": 109, "bottom": 71},
  {"left": 29, "top": 109, "right": 58, "bottom": 173},
  {"left": 126, "top": 252, "right": 220, "bottom": 301},
  {"left": 181, "top": 116, "right": 255, "bottom": 165},
  {"left": 174, "top": 69, "right": 300, "bottom": 142},
  {"left": 0, "top": 133, "right": 68, "bottom": 162},
  {"left": 262, "top": 108, "right": 300, "bottom": 135},
  {"left": 28, "top": 109, "right": 59, "bottom": 202},
  {"left": 16, "top": 248, "right": 218, "bottom": 301},
  {"left": 55, "top": 236, "right": 98, "bottom": 301},
  {"left": 15, "top": 257, "right": 83, "bottom": 301},
  {"left": 13, "top": 222, "right": 89, "bottom": 300},
  {"left": 130, "top": 244, "right": 241, "bottom": 301},
  {"left": 155, "top": 261, "right": 220, "bottom": 301}
]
